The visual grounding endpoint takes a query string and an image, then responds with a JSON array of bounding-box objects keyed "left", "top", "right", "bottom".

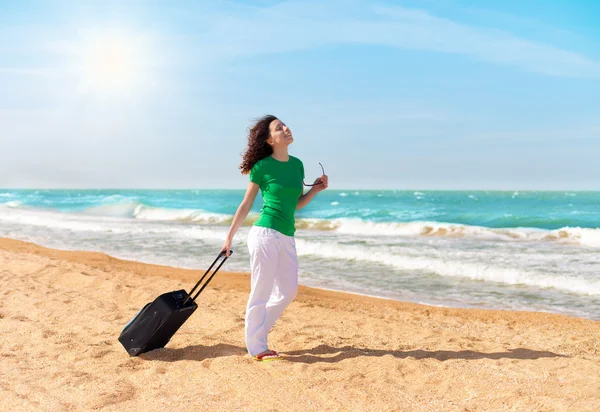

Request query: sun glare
[
  {"left": 70, "top": 29, "right": 154, "bottom": 97},
  {"left": 84, "top": 37, "right": 137, "bottom": 90}
]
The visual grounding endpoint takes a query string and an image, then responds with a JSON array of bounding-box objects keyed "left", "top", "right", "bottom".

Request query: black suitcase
[{"left": 118, "top": 251, "right": 231, "bottom": 356}]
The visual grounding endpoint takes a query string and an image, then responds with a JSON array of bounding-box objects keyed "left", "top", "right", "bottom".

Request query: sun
[
  {"left": 83, "top": 36, "right": 137, "bottom": 90},
  {"left": 69, "top": 29, "right": 154, "bottom": 97}
]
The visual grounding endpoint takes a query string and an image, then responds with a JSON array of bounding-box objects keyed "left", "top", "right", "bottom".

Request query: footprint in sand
[
  {"left": 318, "top": 366, "right": 340, "bottom": 373},
  {"left": 42, "top": 330, "right": 57, "bottom": 339},
  {"left": 155, "top": 366, "right": 167, "bottom": 374},
  {"left": 55, "top": 332, "right": 77, "bottom": 345},
  {"left": 117, "top": 359, "right": 147, "bottom": 372},
  {"left": 90, "top": 349, "right": 114, "bottom": 359},
  {"left": 89, "top": 381, "right": 137, "bottom": 409},
  {"left": 349, "top": 372, "right": 367, "bottom": 382}
]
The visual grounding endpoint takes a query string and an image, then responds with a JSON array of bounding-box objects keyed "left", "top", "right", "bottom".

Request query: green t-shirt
[{"left": 250, "top": 155, "right": 304, "bottom": 236}]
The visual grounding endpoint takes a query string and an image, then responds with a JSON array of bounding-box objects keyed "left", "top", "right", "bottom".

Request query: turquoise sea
[{"left": 1, "top": 189, "right": 599, "bottom": 320}]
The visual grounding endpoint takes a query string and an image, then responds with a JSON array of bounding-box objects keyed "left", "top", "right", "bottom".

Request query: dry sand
[{"left": 0, "top": 237, "right": 599, "bottom": 411}]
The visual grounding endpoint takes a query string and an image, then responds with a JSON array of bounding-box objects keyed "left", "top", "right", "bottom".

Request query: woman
[{"left": 221, "top": 115, "right": 328, "bottom": 362}]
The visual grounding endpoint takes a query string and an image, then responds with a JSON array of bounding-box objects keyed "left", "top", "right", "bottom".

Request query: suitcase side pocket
[{"left": 121, "top": 302, "right": 151, "bottom": 337}]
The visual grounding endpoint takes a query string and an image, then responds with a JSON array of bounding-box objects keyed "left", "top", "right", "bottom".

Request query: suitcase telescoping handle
[{"left": 183, "top": 250, "right": 232, "bottom": 306}]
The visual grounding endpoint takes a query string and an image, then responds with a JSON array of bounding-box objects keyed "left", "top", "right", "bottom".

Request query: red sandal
[{"left": 252, "top": 350, "right": 281, "bottom": 362}]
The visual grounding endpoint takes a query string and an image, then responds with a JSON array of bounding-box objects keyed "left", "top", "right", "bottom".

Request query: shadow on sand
[{"left": 141, "top": 343, "right": 566, "bottom": 363}]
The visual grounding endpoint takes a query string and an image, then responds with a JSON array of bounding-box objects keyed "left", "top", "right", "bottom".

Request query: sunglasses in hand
[{"left": 303, "top": 162, "right": 325, "bottom": 187}]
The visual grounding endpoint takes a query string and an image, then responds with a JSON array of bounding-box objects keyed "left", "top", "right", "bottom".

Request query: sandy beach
[{"left": 0, "top": 236, "right": 599, "bottom": 411}]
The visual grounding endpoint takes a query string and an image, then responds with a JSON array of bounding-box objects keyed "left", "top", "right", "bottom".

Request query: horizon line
[{"left": 2, "top": 187, "right": 599, "bottom": 192}]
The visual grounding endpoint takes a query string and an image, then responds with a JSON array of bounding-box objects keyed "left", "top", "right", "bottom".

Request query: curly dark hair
[{"left": 239, "top": 114, "right": 278, "bottom": 174}]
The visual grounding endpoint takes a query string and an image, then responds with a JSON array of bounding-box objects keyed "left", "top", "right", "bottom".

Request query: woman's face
[{"left": 267, "top": 119, "right": 293, "bottom": 147}]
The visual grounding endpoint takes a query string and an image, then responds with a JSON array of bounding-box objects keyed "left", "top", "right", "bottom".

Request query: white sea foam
[
  {"left": 560, "top": 227, "right": 600, "bottom": 248},
  {"left": 99, "top": 194, "right": 132, "bottom": 203},
  {"left": 0, "top": 208, "right": 114, "bottom": 233},
  {"left": 1, "top": 201, "right": 21, "bottom": 208},
  {"left": 296, "top": 218, "right": 600, "bottom": 248},
  {"left": 132, "top": 204, "right": 231, "bottom": 224},
  {"left": 0, "top": 205, "right": 242, "bottom": 242},
  {"left": 81, "top": 202, "right": 141, "bottom": 217},
  {"left": 295, "top": 240, "right": 600, "bottom": 295},
  {"left": 77, "top": 202, "right": 233, "bottom": 224}
]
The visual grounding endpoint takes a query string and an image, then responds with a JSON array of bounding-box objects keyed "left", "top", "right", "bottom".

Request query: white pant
[{"left": 245, "top": 226, "right": 299, "bottom": 356}]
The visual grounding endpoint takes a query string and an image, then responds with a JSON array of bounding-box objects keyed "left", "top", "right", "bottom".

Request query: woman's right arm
[{"left": 221, "top": 181, "right": 260, "bottom": 256}]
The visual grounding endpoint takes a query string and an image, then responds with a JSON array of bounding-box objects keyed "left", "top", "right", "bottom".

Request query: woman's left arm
[{"left": 297, "top": 174, "right": 328, "bottom": 210}]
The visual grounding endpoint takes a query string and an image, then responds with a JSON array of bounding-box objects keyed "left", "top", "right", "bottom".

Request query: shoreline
[
  {"left": 1, "top": 236, "right": 599, "bottom": 411},
  {"left": 0, "top": 235, "right": 591, "bottom": 322},
  {"left": 1, "top": 235, "right": 595, "bottom": 322}
]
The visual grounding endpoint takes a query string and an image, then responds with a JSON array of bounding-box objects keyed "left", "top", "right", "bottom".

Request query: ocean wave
[
  {"left": 545, "top": 227, "right": 600, "bottom": 248},
  {"left": 132, "top": 205, "right": 232, "bottom": 224},
  {"left": 133, "top": 205, "right": 259, "bottom": 226},
  {"left": 295, "top": 218, "right": 600, "bottom": 248},
  {"left": 295, "top": 240, "right": 600, "bottom": 295},
  {"left": 3, "top": 200, "right": 599, "bottom": 248},
  {"left": 81, "top": 202, "right": 142, "bottom": 217},
  {"left": 82, "top": 203, "right": 600, "bottom": 247},
  {"left": 99, "top": 194, "right": 133, "bottom": 203},
  {"left": 0, "top": 208, "right": 115, "bottom": 233},
  {"left": 0, "top": 200, "right": 258, "bottom": 227},
  {"left": 0, "top": 206, "right": 237, "bottom": 240},
  {"left": 79, "top": 202, "right": 242, "bottom": 225}
]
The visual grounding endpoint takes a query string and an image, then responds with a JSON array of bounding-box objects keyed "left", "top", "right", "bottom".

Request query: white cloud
[
  {"left": 187, "top": 1, "right": 600, "bottom": 78},
  {"left": 372, "top": 6, "right": 600, "bottom": 78}
]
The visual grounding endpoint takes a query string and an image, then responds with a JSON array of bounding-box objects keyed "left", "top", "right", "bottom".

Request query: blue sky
[{"left": 1, "top": 0, "right": 599, "bottom": 190}]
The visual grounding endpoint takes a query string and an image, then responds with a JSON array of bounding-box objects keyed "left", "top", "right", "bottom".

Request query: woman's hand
[
  {"left": 221, "top": 238, "right": 233, "bottom": 257},
  {"left": 313, "top": 174, "right": 329, "bottom": 192}
]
